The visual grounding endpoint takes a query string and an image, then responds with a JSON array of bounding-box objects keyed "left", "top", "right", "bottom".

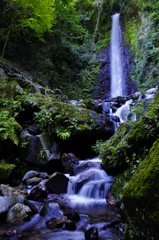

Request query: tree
[{"left": 0, "top": 0, "right": 56, "bottom": 57}]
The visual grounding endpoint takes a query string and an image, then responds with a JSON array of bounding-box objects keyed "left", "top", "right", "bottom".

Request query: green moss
[
  {"left": 123, "top": 139, "right": 159, "bottom": 239},
  {"left": 111, "top": 168, "right": 133, "bottom": 201},
  {"left": 0, "top": 163, "right": 15, "bottom": 181}
]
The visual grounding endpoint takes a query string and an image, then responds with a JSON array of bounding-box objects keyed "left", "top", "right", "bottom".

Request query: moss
[
  {"left": 0, "top": 163, "right": 15, "bottom": 182},
  {"left": 123, "top": 139, "right": 159, "bottom": 239},
  {"left": 111, "top": 168, "right": 133, "bottom": 201}
]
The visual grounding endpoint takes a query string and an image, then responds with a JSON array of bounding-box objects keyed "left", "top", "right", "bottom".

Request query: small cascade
[
  {"left": 110, "top": 13, "right": 124, "bottom": 98},
  {"left": 67, "top": 157, "right": 113, "bottom": 204},
  {"left": 113, "top": 99, "right": 135, "bottom": 123}
]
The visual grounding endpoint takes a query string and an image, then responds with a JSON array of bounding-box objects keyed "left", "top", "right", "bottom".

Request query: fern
[
  {"left": 56, "top": 128, "right": 71, "bottom": 140},
  {"left": 0, "top": 110, "right": 22, "bottom": 145}
]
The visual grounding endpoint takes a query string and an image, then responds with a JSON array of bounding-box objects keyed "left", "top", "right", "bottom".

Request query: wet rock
[
  {"left": 131, "top": 91, "right": 141, "bottom": 100},
  {"left": 38, "top": 172, "right": 49, "bottom": 179},
  {"left": 106, "top": 190, "right": 117, "bottom": 207},
  {"left": 22, "top": 170, "right": 39, "bottom": 183},
  {"left": 26, "top": 177, "right": 42, "bottom": 186},
  {"left": 6, "top": 203, "right": 32, "bottom": 223},
  {"left": 45, "top": 172, "right": 69, "bottom": 194},
  {"left": 74, "top": 161, "right": 101, "bottom": 175},
  {"left": 61, "top": 153, "right": 79, "bottom": 174},
  {"left": 103, "top": 219, "right": 121, "bottom": 229},
  {"left": 0, "top": 196, "right": 24, "bottom": 218},
  {"left": 0, "top": 184, "right": 26, "bottom": 197},
  {"left": 85, "top": 227, "right": 99, "bottom": 240},
  {"left": 64, "top": 221, "right": 76, "bottom": 231},
  {"left": 65, "top": 212, "right": 81, "bottom": 222},
  {"left": 40, "top": 202, "right": 63, "bottom": 217},
  {"left": 27, "top": 181, "right": 47, "bottom": 201},
  {"left": 0, "top": 229, "right": 17, "bottom": 238},
  {"left": 45, "top": 216, "right": 68, "bottom": 229}
]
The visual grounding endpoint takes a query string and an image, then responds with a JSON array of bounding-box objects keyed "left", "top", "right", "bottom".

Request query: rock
[
  {"left": 22, "top": 170, "right": 39, "bottom": 183},
  {"left": 0, "top": 196, "right": 24, "bottom": 218},
  {"left": 85, "top": 227, "right": 99, "bottom": 240},
  {"left": 40, "top": 202, "right": 63, "bottom": 217},
  {"left": 61, "top": 153, "right": 79, "bottom": 174},
  {"left": 45, "top": 172, "right": 69, "bottom": 194},
  {"left": 65, "top": 212, "right": 81, "bottom": 222},
  {"left": 27, "top": 180, "right": 47, "bottom": 201},
  {"left": 73, "top": 161, "right": 101, "bottom": 175},
  {"left": 6, "top": 203, "right": 32, "bottom": 223},
  {"left": 26, "top": 177, "right": 42, "bottom": 186},
  {"left": 106, "top": 190, "right": 117, "bottom": 207},
  {"left": 131, "top": 91, "right": 141, "bottom": 100},
  {"left": 0, "top": 67, "right": 7, "bottom": 79},
  {"left": 45, "top": 216, "right": 68, "bottom": 229},
  {"left": 64, "top": 221, "right": 76, "bottom": 231},
  {"left": 0, "top": 184, "right": 26, "bottom": 197},
  {"left": 20, "top": 133, "right": 62, "bottom": 169}
]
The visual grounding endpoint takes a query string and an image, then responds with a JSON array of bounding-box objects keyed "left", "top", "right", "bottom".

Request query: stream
[{"left": 0, "top": 157, "right": 123, "bottom": 240}]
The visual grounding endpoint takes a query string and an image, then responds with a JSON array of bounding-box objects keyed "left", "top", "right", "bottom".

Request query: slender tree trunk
[
  {"left": 1, "top": 15, "right": 15, "bottom": 58},
  {"left": 1, "top": 25, "right": 12, "bottom": 58}
]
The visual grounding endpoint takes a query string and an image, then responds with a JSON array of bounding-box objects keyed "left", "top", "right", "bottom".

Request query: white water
[
  {"left": 110, "top": 13, "right": 124, "bottom": 98},
  {"left": 67, "top": 157, "right": 113, "bottom": 206},
  {"left": 114, "top": 99, "right": 135, "bottom": 123}
]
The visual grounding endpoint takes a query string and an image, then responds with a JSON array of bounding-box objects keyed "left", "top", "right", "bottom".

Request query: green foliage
[
  {"left": 0, "top": 110, "right": 21, "bottom": 145},
  {"left": 35, "top": 101, "right": 95, "bottom": 140},
  {"left": 95, "top": 92, "right": 159, "bottom": 176}
]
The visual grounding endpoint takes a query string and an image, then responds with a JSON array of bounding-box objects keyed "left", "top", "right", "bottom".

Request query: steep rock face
[{"left": 123, "top": 139, "right": 159, "bottom": 240}]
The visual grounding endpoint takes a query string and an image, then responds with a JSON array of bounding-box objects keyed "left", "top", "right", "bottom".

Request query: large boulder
[
  {"left": 0, "top": 196, "right": 24, "bottom": 219},
  {"left": 6, "top": 203, "right": 32, "bottom": 223},
  {"left": 19, "top": 132, "right": 62, "bottom": 170},
  {"left": 123, "top": 139, "right": 159, "bottom": 240},
  {"left": 45, "top": 172, "right": 69, "bottom": 194}
]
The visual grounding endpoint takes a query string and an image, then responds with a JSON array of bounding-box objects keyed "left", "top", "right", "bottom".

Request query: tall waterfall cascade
[{"left": 110, "top": 13, "right": 124, "bottom": 98}]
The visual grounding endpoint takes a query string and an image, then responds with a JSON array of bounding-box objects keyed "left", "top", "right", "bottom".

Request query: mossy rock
[
  {"left": 0, "top": 163, "right": 15, "bottom": 182},
  {"left": 123, "top": 139, "right": 159, "bottom": 240},
  {"left": 110, "top": 168, "right": 133, "bottom": 201}
]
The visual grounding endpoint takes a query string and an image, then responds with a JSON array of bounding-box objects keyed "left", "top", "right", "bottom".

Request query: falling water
[{"left": 110, "top": 13, "right": 124, "bottom": 98}]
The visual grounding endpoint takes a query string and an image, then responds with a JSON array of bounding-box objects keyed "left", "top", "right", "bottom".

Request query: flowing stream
[{"left": 4, "top": 157, "right": 122, "bottom": 240}]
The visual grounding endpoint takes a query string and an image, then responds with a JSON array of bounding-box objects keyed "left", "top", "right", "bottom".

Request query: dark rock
[
  {"left": 45, "top": 216, "right": 68, "bottom": 229},
  {"left": 74, "top": 161, "right": 101, "bottom": 175},
  {"left": 61, "top": 153, "right": 79, "bottom": 174},
  {"left": 65, "top": 212, "right": 81, "bottom": 222},
  {"left": 27, "top": 182, "right": 47, "bottom": 201},
  {"left": 64, "top": 221, "right": 76, "bottom": 231},
  {"left": 85, "top": 227, "right": 99, "bottom": 240},
  {"left": 45, "top": 172, "right": 69, "bottom": 194}
]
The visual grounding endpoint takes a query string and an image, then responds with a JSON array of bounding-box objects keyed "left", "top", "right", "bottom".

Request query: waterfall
[
  {"left": 67, "top": 157, "right": 113, "bottom": 205},
  {"left": 110, "top": 13, "right": 124, "bottom": 98}
]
